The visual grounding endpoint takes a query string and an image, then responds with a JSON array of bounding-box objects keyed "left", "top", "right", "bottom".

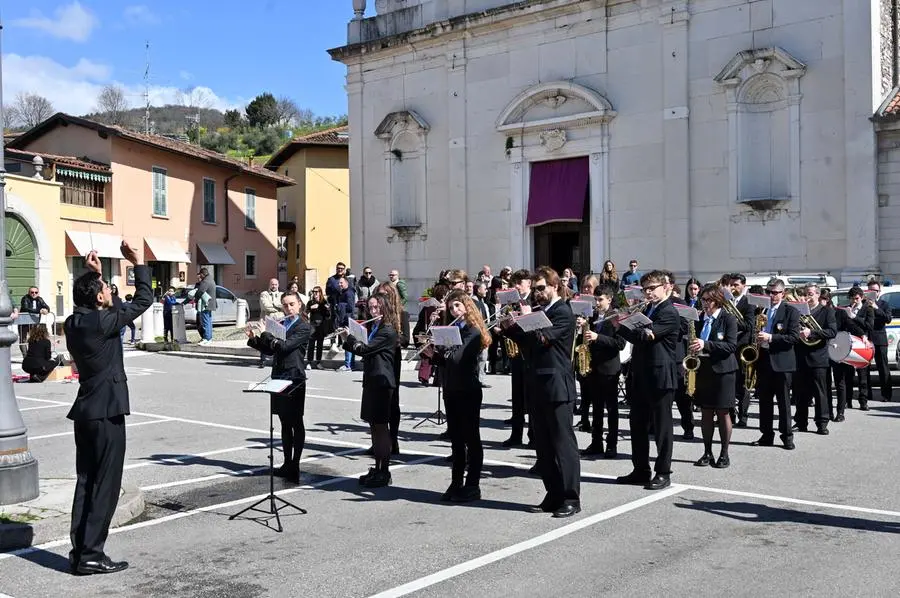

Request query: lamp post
[{"left": 0, "top": 21, "right": 40, "bottom": 505}]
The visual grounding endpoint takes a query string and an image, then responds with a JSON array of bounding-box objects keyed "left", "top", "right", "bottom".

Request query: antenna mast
[{"left": 144, "top": 40, "right": 151, "bottom": 134}]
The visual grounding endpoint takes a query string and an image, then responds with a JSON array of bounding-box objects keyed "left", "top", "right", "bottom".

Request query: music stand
[
  {"left": 414, "top": 378, "right": 445, "bottom": 428},
  {"left": 230, "top": 377, "right": 307, "bottom": 532}
]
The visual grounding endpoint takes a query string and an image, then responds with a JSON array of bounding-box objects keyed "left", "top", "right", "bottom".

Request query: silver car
[{"left": 177, "top": 285, "right": 249, "bottom": 326}]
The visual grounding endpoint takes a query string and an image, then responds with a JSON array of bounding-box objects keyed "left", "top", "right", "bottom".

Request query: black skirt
[
  {"left": 361, "top": 386, "right": 392, "bottom": 424},
  {"left": 695, "top": 368, "right": 736, "bottom": 410},
  {"left": 270, "top": 381, "right": 306, "bottom": 417}
]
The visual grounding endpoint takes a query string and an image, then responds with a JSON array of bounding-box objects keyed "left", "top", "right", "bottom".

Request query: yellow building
[{"left": 266, "top": 126, "right": 349, "bottom": 290}]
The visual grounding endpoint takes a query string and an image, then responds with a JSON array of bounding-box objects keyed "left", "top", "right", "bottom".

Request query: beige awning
[
  {"left": 65, "top": 231, "right": 122, "bottom": 259},
  {"left": 196, "top": 242, "right": 235, "bottom": 265},
  {"left": 144, "top": 237, "right": 191, "bottom": 263}
]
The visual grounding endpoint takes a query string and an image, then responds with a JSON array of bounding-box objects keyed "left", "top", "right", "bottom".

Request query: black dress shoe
[
  {"left": 552, "top": 503, "right": 581, "bottom": 518},
  {"left": 580, "top": 443, "right": 604, "bottom": 457},
  {"left": 480, "top": 383, "right": 492, "bottom": 389},
  {"left": 616, "top": 471, "right": 651, "bottom": 485},
  {"left": 451, "top": 486, "right": 481, "bottom": 503},
  {"left": 577, "top": 422, "right": 592, "bottom": 433},
  {"left": 365, "top": 446, "right": 375, "bottom": 456},
  {"left": 734, "top": 420, "right": 747, "bottom": 428},
  {"left": 751, "top": 436, "right": 774, "bottom": 447},
  {"left": 359, "top": 467, "right": 377, "bottom": 484},
  {"left": 682, "top": 430, "right": 695, "bottom": 441},
  {"left": 783, "top": 438, "right": 796, "bottom": 450},
  {"left": 645, "top": 474, "right": 671, "bottom": 490},
  {"left": 816, "top": 427, "right": 829, "bottom": 436},
  {"left": 528, "top": 501, "right": 557, "bottom": 514},
  {"left": 859, "top": 403, "right": 870, "bottom": 411},
  {"left": 273, "top": 464, "right": 290, "bottom": 478},
  {"left": 791, "top": 424, "right": 808, "bottom": 433},
  {"left": 73, "top": 556, "right": 129, "bottom": 576},
  {"left": 501, "top": 436, "right": 523, "bottom": 448},
  {"left": 441, "top": 483, "right": 462, "bottom": 501},
  {"left": 438, "top": 431, "right": 451, "bottom": 441},
  {"left": 603, "top": 445, "right": 618, "bottom": 459},
  {"left": 694, "top": 453, "right": 713, "bottom": 467},
  {"left": 528, "top": 464, "right": 540, "bottom": 475},
  {"left": 391, "top": 440, "right": 400, "bottom": 456},
  {"left": 834, "top": 414, "right": 845, "bottom": 422},
  {"left": 363, "top": 470, "right": 392, "bottom": 488},
  {"left": 712, "top": 455, "right": 730, "bottom": 469}
]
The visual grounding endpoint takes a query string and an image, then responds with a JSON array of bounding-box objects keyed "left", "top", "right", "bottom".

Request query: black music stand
[
  {"left": 414, "top": 378, "right": 445, "bottom": 428},
  {"left": 230, "top": 378, "right": 307, "bottom": 532}
]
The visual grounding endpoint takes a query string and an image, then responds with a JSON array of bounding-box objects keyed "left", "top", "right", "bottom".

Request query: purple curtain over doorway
[{"left": 526, "top": 156, "right": 589, "bottom": 227}]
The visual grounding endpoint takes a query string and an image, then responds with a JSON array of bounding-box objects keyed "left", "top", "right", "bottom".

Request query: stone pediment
[
  {"left": 714, "top": 47, "right": 806, "bottom": 87},
  {"left": 495, "top": 81, "right": 615, "bottom": 133},
  {"left": 375, "top": 110, "right": 430, "bottom": 140}
]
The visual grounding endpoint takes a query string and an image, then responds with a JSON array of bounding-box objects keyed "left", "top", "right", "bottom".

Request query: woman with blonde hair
[
  {"left": 431, "top": 288, "right": 492, "bottom": 502},
  {"left": 377, "top": 281, "right": 410, "bottom": 454}
]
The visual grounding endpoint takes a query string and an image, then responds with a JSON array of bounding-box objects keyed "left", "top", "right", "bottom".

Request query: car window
[
  {"left": 215, "top": 286, "right": 234, "bottom": 301},
  {"left": 177, "top": 287, "right": 194, "bottom": 300},
  {"left": 883, "top": 292, "right": 900, "bottom": 318},
  {"left": 831, "top": 291, "right": 851, "bottom": 307}
]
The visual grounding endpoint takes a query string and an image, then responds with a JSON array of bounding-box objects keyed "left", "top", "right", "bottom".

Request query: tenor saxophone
[
  {"left": 683, "top": 320, "right": 701, "bottom": 397},
  {"left": 505, "top": 338, "right": 520, "bottom": 359},
  {"left": 575, "top": 321, "right": 592, "bottom": 377},
  {"left": 739, "top": 311, "right": 767, "bottom": 390}
]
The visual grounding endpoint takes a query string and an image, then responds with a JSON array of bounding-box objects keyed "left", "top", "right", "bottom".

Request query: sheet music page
[
  {"left": 788, "top": 301, "right": 811, "bottom": 316},
  {"left": 514, "top": 311, "right": 553, "bottom": 332},
  {"left": 418, "top": 297, "right": 441, "bottom": 308},
  {"left": 569, "top": 300, "right": 594, "bottom": 318},
  {"left": 348, "top": 319, "right": 369, "bottom": 345},
  {"left": 265, "top": 316, "right": 287, "bottom": 340},
  {"left": 674, "top": 305, "right": 700, "bottom": 321},
  {"left": 624, "top": 286, "right": 644, "bottom": 301},
  {"left": 497, "top": 289, "right": 521, "bottom": 305},
  {"left": 619, "top": 312, "right": 653, "bottom": 330},
  {"left": 747, "top": 293, "right": 770, "bottom": 309},
  {"left": 431, "top": 325, "right": 463, "bottom": 347},
  {"left": 245, "top": 378, "right": 293, "bottom": 393},
  {"left": 864, "top": 290, "right": 879, "bottom": 302}
]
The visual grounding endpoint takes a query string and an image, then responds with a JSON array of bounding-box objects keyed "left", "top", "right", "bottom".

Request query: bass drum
[
  {"left": 827, "top": 332, "right": 874, "bottom": 369},
  {"left": 619, "top": 341, "right": 633, "bottom": 365}
]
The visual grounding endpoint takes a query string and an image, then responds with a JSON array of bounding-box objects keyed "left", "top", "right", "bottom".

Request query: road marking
[
  {"left": 138, "top": 447, "right": 364, "bottom": 491},
  {"left": 368, "top": 487, "right": 686, "bottom": 598},
  {"left": 124, "top": 442, "right": 272, "bottom": 470},
  {"left": 29, "top": 418, "right": 172, "bottom": 441},
  {"left": 227, "top": 380, "right": 326, "bottom": 391},
  {"left": 0, "top": 455, "right": 443, "bottom": 562},
  {"left": 16, "top": 397, "right": 69, "bottom": 405},
  {"left": 18, "top": 404, "right": 68, "bottom": 412},
  {"left": 308, "top": 393, "right": 361, "bottom": 403}
]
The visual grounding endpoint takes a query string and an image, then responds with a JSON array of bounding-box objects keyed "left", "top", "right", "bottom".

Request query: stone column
[
  {"left": 509, "top": 160, "right": 527, "bottom": 267},
  {"left": 346, "top": 64, "right": 366, "bottom": 270},
  {"left": 446, "top": 42, "right": 469, "bottom": 269}
]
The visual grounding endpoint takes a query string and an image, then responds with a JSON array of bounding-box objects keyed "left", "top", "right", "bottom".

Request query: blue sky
[{"left": 2, "top": 1, "right": 370, "bottom": 117}]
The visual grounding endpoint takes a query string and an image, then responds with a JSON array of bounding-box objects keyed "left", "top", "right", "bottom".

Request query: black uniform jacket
[
  {"left": 795, "top": 304, "right": 837, "bottom": 369},
  {"left": 618, "top": 298, "right": 680, "bottom": 391},
  {"left": 248, "top": 318, "right": 312, "bottom": 383},
  {"left": 344, "top": 323, "right": 398, "bottom": 389},
  {"left": 761, "top": 301, "right": 800, "bottom": 373},
  {"left": 588, "top": 313, "right": 625, "bottom": 376},
  {"left": 694, "top": 310, "right": 739, "bottom": 374},
  {"left": 431, "top": 323, "right": 484, "bottom": 392},
  {"left": 869, "top": 299, "right": 890, "bottom": 346}
]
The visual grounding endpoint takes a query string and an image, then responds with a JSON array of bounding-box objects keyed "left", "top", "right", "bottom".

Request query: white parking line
[
  {"left": 368, "top": 487, "right": 686, "bottom": 598},
  {"left": 30, "top": 418, "right": 172, "bottom": 441},
  {"left": 16, "top": 397, "right": 69, "bottom": 406},
  {"left": 18, "top": 404, "right": 68, "bottom": 412}
]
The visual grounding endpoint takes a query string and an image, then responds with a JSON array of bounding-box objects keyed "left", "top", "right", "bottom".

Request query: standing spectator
[
  {"left": 472, "top": 281, "right": 492, "bottom": 388},
  {"left": 194, "top": 268, "right": 218, "bottom": 345},
  {"left": 494, "top": 267, "right": 512, "bottom": 289},
  {"left": 388, "top": 269, "right": 408, "bottom": 307},
  {"left": 162, "top": 287, "right": 177, "bottom": 343},
  {"left": 335, "top": 277, "right": 357, "bottom": 371},
  {"left": 122, "top": 295, "right": 136, "bottom": 343},
  {"left": 621, "top": 259, "right": 641, "bottom": 289},
  {"left": 18, "top": 286, "right": 50, "bottom": 343},
  {"left": 598, "top": 260, "right": 618, "bottom": 287},
  {"left": 258, "top": 278, "right": 284, "bottom": 367},
  {"left": 478, "top": 265, "right": 493, "bottom": 284},
  {"left": 325, "top": 262, "right": 347, "bottom": 309},
  {"left": 562, "top": 268, "right": 578, "bottom": 293},
  {"left": 306, "top": 286, "right": 330, "bottom": 369},
  {"left": 356, "top": 267, "right": 380, "bottom": 318}
]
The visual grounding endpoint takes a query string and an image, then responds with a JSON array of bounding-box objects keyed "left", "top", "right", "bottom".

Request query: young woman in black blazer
[
  {"left": 246, "top": 292, "right": 312, "bottom": 484},
  {"left": 342, "top": 293, "right": 398, "bottom": 488},
  {"left": 305, "top": 286, "right": 330, "bottom": 368},
  {"left": 689, "top": 284, "right": 739, "bottom": 469},
  {"left": 430, "top": 289, "right": 492, "bottom": 502},
  {"left": 22, "top": 324, "right": 63, "bottom": 382},
  {"left": 377, "top": 281, "right": 410, "bottom": 455}
]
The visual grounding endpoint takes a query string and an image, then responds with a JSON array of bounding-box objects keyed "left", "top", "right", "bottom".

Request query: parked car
[
  {"left": 177, "top": 285, "right": 249, "bottom": 326},
  {"left": 832, "top": 286, "right": 900, "bottom": 369}
]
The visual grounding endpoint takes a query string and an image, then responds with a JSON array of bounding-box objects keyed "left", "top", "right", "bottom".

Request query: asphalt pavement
[{"left": 2, "top": 350, "right": 900, "bottom": 597}]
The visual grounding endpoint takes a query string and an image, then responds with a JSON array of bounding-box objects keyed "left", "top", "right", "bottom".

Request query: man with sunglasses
[
  {"left": 614, "top": 270, "right": 680, "bottom": 490},
  {"left": 662, "top": 271, "right": 696, "bottom": 442},
  {"left": 866, "top": 280, "right": 892, "bottom": 402},
  {"left": 18, "top": 286, "right": 51, "bottom": 343},
  {"left": 793, "top": 284, "right": 837, "bottom": 435},
  {"left": 752, "top": 278, "right": 800, "bottom": 450}
]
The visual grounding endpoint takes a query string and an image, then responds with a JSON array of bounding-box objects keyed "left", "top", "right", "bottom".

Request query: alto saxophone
[
  {"left": 575, "top": 320, "right": 592, "bottom": 377},
  {"left": 683, "top": 319, "right": 701, "bottom": 397},
  {"left": 505, "top": 337, "right": 519, "bottom": 359},
  {"left": 739, "top": 311, "right": 767, "bottom": 390}
]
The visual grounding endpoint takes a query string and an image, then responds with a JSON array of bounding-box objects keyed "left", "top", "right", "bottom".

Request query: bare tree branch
[
  {"left": 94, "top": 85, "right": 130, "bottom": 125},
  {"left": 12, "top": 92, "right": 55, "bottom": 129},
  {"left": 275, "top": 96, "right": 300, "bottom": 127}
]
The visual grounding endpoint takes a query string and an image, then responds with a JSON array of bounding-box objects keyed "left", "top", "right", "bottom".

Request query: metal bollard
[
  {"left": 172, "top": 304, "right": 188, "bottom": 343},
  {"left": 141, "top": 305, "right": 155, "bottom": 342},
  {"left": 152, "top": 303, "right": 164, "bottom": 341},
  {"left": 236, "top": 298, "right": 248, "bottom": 328}
]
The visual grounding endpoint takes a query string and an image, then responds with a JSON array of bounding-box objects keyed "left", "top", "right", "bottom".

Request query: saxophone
[
  {"left": 505, "top": 337, "right": 520, "bottom": 359},
  {"left": 575, "top": 320, "right": 592, "bottom": 377},
  {"left": 683, "top": 320, "right": 701, "bottom": 397},
  {"left": 739, "top": 310, "right": 767, "bottom": 390}
]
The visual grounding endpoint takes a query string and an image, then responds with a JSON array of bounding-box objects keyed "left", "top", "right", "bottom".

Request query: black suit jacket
[
  {"left": 761, "top": 302, "right": 800, "bottom": 373},
  {"left": 432, "top": 324, "right": 484, "bottom": 392},
  {"left": 248, "top": 318, "right": 311, "bottom": 383},
  {"left": 65, "top": 265, "right": 153, "bottom": 420},
  {"left": 869, "top": 299, "right": 890, "bottom": 346},
  {"left": 20, "top": 294, "right": 50, "bottom": 314},
  {"left": 835, "top": 307, "right": 866, "bottom": 336},
  {"left": 588, "top": 313, "right": 625, "bottom": 376},
  {"left": 618, "top": 298, "right": 680, "bottom": 390},
  {"left": 344, "top": 323, "right": 398, "bottom": 389},
  {"left": 504, "top": 299, "right": 576, "bottom": 403},
  {"left": 795, "top": 305, "right": 837, "bottom": 368},
  {"left": 850, "top": 304, "right": 875, "bottom": 338},
  {"left": 735, "top": 294, "right": 758, "bottom": 346},
  {"left": 670, "top": 296, "right": 689, "bottom": 362},
  {"left": 695, "top": 311, "right": 739, "bottom": 374}
]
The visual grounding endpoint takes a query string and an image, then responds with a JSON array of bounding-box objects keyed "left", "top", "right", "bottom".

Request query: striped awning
[{"left": 56, "top": 167, "right": 112, "bottom": 183}]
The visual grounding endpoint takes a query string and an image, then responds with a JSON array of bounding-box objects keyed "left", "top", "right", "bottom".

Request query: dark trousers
[
  {"left": 163, "top": 312, "right": 173, "bottom": 341},
  {"left": 735, "top": 367, "right": 751, "bottom": 422},
  {"left": 274, "top": 383, "right": 306, "bottom": 464},
  {"left": 629, "top": 386, "right": 675, "bottom": 476},
  {"left": 855, "top": 365, "right": 871, "bottom": 405},
  {"left": 833, "top": 362, "right": 855, "bottom": 417},
  {"left": 530, "top": 399, "right": 581, "bottom": 505},
  {"left": 488, "top": 334, "right": 508, "bottom": 374},
  {"left": 70, "top": 415, "right": 126, "bottom": 565},
  {"left": 674, "top": 380, "right": 695, "bottom": 433},
  {"left": 873, "top": 344, "right": 892, "bottom": 399},
  {"left": 306, "top": 326, "right": 325, "bottom": 363},
  {"left": 794, "top": 366, "right": 829, "bottom": 429},
  {"left": 444, "top": 388, "right": 484, "bottom": 486},
  {"left": 509, "top": 358, "right": 527, "bottom": 440},
  {"left": 825, "top": 365, "right": 834, "bottom": 414},
  {"left": 756, "top": 355, "right": 793, "bottom": 441},
  {"left": 390, "top": 348, "right": 402, "bottom": 447},
  {"left": 577, "top": 378, "right": 592, "bottom": 424},
  {"left": 589, "top": 373, "right": 620, "bottom": 445}
]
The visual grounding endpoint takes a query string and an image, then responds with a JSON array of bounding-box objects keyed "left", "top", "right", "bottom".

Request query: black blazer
[
  {"left": 795, "top": 305, "right": 837, "bottom": 368},
  {"left": 22, "top": 338, "right": 55, "bottom": 375},
  {"left": 588, "top": 313, "right": 625, "bottom": 376},
  {"left": 344, "top": 323, "right": 398, "bottom": 389},
  {"left": 670, "top": 296, "right": 690, "bottom": 362},
  {"left": 64, "top": 265, "right": 154, "bottom": 420},
  {"left": 431, "top": 324, "right": 484, "bottom": 392},
  {"left": 869, "top": 299, "right": 890, "bottom": 346},
  {"left": 735, "top": 294, "right": 758, "bottom": 346},
  {"left": 694, "top": 311, "right": 738, "bottom": 375},
  {"left": 836, "top": 306, "right": 866, "bottom": 336},
  {"left": 850, "top": 303, "right": 875, "bottom": 338},
  {"left": 504, "top": 299, "right": 576, "bottom": 403},
  {"left": 20, "top": 294, "right": 50, "bottom": 314},
  {"left": 761, "top": 302, "right": 800, "bottom": 373},
  {"left": 248, "top": 318, "right": 311, "bottom": 383},
  {"left": 618, "top": 298, "right": 680, "bottom": 390}
]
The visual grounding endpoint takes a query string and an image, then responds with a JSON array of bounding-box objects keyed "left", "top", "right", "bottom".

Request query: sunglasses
[
  {"left": 363, "top": 271, "right": 372, "bottom": 275},
  {"left": 764, "top": 289, "right": 784, "bottom": 295},
  {"left": 533, "top": 284, "right": 548, "bottom": 291}
]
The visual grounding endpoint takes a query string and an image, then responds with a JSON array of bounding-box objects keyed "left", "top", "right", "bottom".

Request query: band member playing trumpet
[
  {"left": 580, "top": 285, "right": 626, "bottom": 459},
  {"left": 752, "top": 278, "right": 800, "bottom": 450},
  {"left": 246, "top": 291, "right": 312, "bottom": 484},
  {"left": 665, "top": 272, "right": 696, "bottom": 441},
  {"left": 867, "top": 280, "right": 893, "bottom": 402},
  {"left": 430, "top": 290, "right": 492, "bottom": 502},
  {"left": 726, "top": 273, "right": 757, "bottom": 427},
  {"left": 341, "top": 293, "right": 399, "bottom": 488},
  {"left": 615, "top": 270, "right": 680, "bottom": 490},
  {"left": 501, "top": 267, "right": 580, "bottom": 517},
  {"left": 793, "top": 284, "right": 837, "bottom": 434},
  {"left": 846, "top": 287, "right": 875, "bottom": 411},
  {"left": 502, "top": 269, "right": 533, "bottom": 448},
  {"left": 690, "top": 284, "right": 738, "bottom": 469},
  {"left": 831, "top": 288, "right": 869, "bottom": 419}
]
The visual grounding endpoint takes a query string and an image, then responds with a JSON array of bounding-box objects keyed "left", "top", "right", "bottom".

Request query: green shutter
[
  {"left": 152, "top": 167, "right": 167, "bottom": 216},
  {"left": 245, "top": 188, "right": 256, "bottom": 228}
]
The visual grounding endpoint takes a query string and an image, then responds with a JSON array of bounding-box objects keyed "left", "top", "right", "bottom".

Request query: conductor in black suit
[
  {"left": 793, "top": 284, "right": 837, "bottom": 435},
  {"left": 501, "top": 266, "right": 580, "bottom": 518},
  {"left": 752, "top": 278, "right": 800, "bottom": 450},
  {"left": 65, "top": 243, "right": 152, "bottom": 575},
  {"left": 727, "top": 273, "right": 758, "bottom": 427},
  {"left": 867, "top": 280, "right": 893, "bottom": 401},
  {"left": 615, "top": 270, "right": 681, "bottom": 491}
]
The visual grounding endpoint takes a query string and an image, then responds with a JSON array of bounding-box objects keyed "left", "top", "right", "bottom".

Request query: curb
[{"left": 0, "top": 484, "right": 145, "bottom": 552}]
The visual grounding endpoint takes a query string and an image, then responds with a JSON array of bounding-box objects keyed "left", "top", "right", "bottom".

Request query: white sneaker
[
  {"left": 337, "top": 365, "right": 350, "bottom": 372},
  {"left": 198, "top": 339, "right": 211, "bottom": 346},
  {"left": 306, "top": 364, "right": 312, "bottom": 370}
]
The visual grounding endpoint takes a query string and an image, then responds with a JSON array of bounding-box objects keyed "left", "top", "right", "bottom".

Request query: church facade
[{"left": 330, "top": 0, "right": 894, "bottom": 297}]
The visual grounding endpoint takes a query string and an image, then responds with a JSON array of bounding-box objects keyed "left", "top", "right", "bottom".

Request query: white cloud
[
  {"left": 2, "top": 53, "right": 245, "bottom": 118},
  {"left": 123, "top": 5, "right": 161, "bottom": 26},
  {"left": 11, "top": 2, "right": 99, "bottom": 43}
]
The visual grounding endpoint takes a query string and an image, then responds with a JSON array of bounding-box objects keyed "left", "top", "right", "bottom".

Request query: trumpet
[
  {"left": 739, "top": 310, "right": 767, "bottom": 390},
  {"left": 799, "top": 313, "right": 825, "bottom": 347}
]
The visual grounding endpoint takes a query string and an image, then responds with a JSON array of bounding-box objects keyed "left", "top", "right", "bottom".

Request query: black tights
[
  {"left": 371, "top": 423, "right": 391, "bottom": 471},
  {"left": 700, "top": 408, "right": 731, "bottom": 457},
  {"left": 445, "top": 389, "right": 484, "bottom": 486},
  {"left": 278, "top": 408, "right": 305, "bottom": 465}
]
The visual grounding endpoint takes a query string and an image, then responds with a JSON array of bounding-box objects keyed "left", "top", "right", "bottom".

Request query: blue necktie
[
  {"left": 367, "top": 324, "right": 379, "bottom": 343},
  {"left": 646, "top": 303, "right": 656, "bottom": 319},
  {"left": 767, "top": 308, "right": 777, "bottom": 334},
  {"left": 701, "top": 317, "right": 713, "bottom": 341}
]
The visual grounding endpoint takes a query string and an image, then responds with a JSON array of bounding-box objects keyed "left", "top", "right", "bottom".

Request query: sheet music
[
  {"left": 864, "top": 290, "right": 879, "bottom": 302},
  {"left": 514, "top": 311, "right": 553, "bottom": 332},
  {"left": 624, "top": 286, "right": 644, "bottom": 301},
  {"left": 788, "top": 301, "right": 811, "bottom": 316},
  {"left": 619, "top": 312, "right": 653, "bottom": 330},
  {"left": 497, "top": 289, "right": 521, "bottom": 305},
  {"left": 569, "top": 300, "right": 594, "bottom": 318},
  {"left": 348, "top": 318, "right": 369, "bottom": 344},
  {"left": 747, "top": 293, "right": 770, "bottom": 309},
  {"left": 674, "top": 305, "right": 700, "bottom": 321},
  {"left": 245, "top": 378, "right": 293, "bottom": 393},
  {"left": 431, "top": 325, "right": 463, "bottom": 347},
  {"left": 418, "top": 297, "right": 441, "bottom": 308},
  {"left": 265, "top": 316, "right": 287, "bottom": 340},
  {"left": 722, "top": 287, "right": 736, "bottom": 302}
]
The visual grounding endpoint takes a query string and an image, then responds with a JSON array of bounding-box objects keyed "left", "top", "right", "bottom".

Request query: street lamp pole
[{"left": 0, "top": 21, "right": 40, "bottom": 505}]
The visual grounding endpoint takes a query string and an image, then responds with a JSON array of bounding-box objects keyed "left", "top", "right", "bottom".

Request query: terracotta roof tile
[
  {"left": 4, "top": 147, "right": 112, "bottom": 173},
  {"left": 265, "top": 125, "right": 348, "bottom": 169}
]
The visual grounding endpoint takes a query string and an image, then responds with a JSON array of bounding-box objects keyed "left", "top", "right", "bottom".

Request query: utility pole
[
  {"left": 144, "top": 40, "right": 151, "bottom": 134},
  {"left": 0, "top": 21, "right": 40, "bottom": 505}
]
